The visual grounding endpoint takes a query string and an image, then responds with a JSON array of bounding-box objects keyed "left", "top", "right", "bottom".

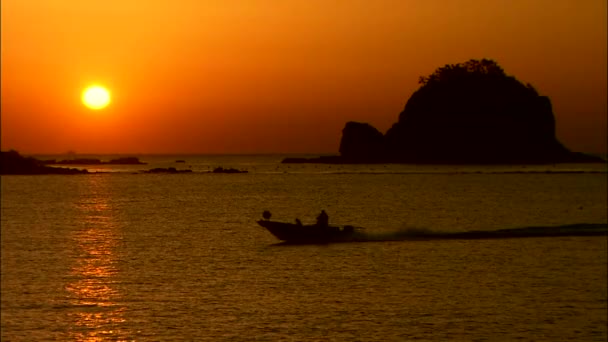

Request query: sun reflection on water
[{"left": 66, "top": 175, "right": 131, "bottom": 341}]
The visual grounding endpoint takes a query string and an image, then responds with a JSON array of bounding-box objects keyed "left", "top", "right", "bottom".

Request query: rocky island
[
  {"left": 283, "top": 59, "right": 605, "bottom": 164},
  {"left": 1, "top": 150, "right": 88, "bottom": 175}
]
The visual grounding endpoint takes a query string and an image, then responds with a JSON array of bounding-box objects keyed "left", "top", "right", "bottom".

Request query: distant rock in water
[
  {"left": 1, "top": 150, "right": 88, "bottom": 175},
  {"left": 212, "top": 167, "right": 248, "bottom": 174},
  {"left": 143, "top": 167, "right": 192, "bottom": 174},
  {"left": 107, "top": 157, "right": 146, "bottom": 165},
  {"left": 283, "top": 59, "right": 605, "bottom": 164}
]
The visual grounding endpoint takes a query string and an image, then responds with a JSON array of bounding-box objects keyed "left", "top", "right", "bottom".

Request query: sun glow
[{"left": 82, "top": 86, "right": 111, "bottom": 110}]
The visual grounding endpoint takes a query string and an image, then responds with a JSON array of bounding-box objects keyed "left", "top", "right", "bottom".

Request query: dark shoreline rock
[
  {"left": 143, "top": 167, "right": 192, "bottom": 174},
  {"left": 212, "top": 167, "right": 248, "bottom": 174},
  {"left": 1, "top": 151, "right": 88, "bottom": 175},
  {"left": 284, "top": 59, "right": 606, "bottom": 165},
  {"left": 107, "top": 157, "right": 147, "bottom": 165},
  {"left": 282, "top": 156, "right": 343, "bottom": 164}
]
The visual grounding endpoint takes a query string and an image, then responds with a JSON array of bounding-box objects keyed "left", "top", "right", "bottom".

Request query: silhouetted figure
[
  {"left": 263, "top": 210, "right": 272, "bottom": 220},
  {"left": 295, "top": 218, "right": 303, "bottom": 226},
  {"left": 316, "top": 210, "right": 329, "bottom": 227}
]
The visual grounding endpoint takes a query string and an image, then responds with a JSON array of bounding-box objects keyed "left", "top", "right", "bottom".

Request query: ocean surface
[{"left": 2, "top": 155, "right": 607, "bottom": 341}]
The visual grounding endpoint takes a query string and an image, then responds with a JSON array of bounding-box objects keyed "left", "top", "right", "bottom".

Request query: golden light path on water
[{"left": 66, "top": 175, "right": 128, "bottom": 341}]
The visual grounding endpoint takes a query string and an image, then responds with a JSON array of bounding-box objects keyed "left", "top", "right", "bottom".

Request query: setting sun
[{"left": 82, "top": 85, "right": 111, "bottom": 110}]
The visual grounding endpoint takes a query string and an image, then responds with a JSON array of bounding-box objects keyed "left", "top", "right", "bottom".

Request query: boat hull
[{"left": 257, "top": 220, "right": 357, "bottom": 243}]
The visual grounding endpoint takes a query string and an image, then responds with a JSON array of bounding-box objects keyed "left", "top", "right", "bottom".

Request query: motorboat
[{"left": 257, "top": 219, "right": 361, "bottom": 243}]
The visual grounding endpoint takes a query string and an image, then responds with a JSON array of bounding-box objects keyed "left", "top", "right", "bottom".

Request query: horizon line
[{"left": 8, "top": 151, "right": 608, "bottom": 157}]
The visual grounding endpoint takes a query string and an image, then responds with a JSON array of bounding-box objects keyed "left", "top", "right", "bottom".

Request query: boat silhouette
[{"left": 257, "top": 219, "right": 362, "bottom": 244}]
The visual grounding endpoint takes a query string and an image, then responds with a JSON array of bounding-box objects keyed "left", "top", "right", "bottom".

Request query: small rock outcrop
[
  {"left": 107, "top": 157, "right": 146, "bottom": 165},
  {"left": 143, "top": 167, "right": 192, "bottom": 174},
  {"left": 339, "top": 122, "right": 385, "bottom": 161},
  {"left": 212, "top": 167, "right": 248, "bottom": 174}
]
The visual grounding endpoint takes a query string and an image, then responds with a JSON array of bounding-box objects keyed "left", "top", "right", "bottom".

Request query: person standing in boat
[{"left": 316, "top": 210, "right": 329, "bottom": 227}]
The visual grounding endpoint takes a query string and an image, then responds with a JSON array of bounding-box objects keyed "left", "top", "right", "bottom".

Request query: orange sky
[{"left": 2, "top": 0, "right": 606, "bottom": 154}]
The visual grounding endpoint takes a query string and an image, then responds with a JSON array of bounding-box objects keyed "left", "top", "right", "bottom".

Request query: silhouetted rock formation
[
  {"left": 212, "top": 167, "right": 248, "bottom": 174},
  {"left": 143, "top": 167, "right": 192, "bottom": 174},
  {"left": 283, "top": 59, "right": 605, "bottom": 164},
  {"left": 1, "top": 150, "right": 88, "bottom": 174},
  {"left": 384, "top": 59, "right": 567, "bottom": 163},
  {"left": 339, "top": 122, "right": 385, "bottom": 161}
]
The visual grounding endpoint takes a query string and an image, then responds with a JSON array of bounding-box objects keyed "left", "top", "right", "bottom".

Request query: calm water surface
[{"left": 2, "top": 156, "right": 607, "bottom": 341}]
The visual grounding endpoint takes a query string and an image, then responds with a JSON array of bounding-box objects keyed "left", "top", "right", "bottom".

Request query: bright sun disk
[{"left": 82, "top": 85, "right": 111, "bottom": 110}]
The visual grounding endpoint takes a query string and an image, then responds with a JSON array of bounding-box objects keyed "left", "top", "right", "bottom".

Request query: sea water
[{"left": 1, "top": 155, "right": 607, "bottom": 341}]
